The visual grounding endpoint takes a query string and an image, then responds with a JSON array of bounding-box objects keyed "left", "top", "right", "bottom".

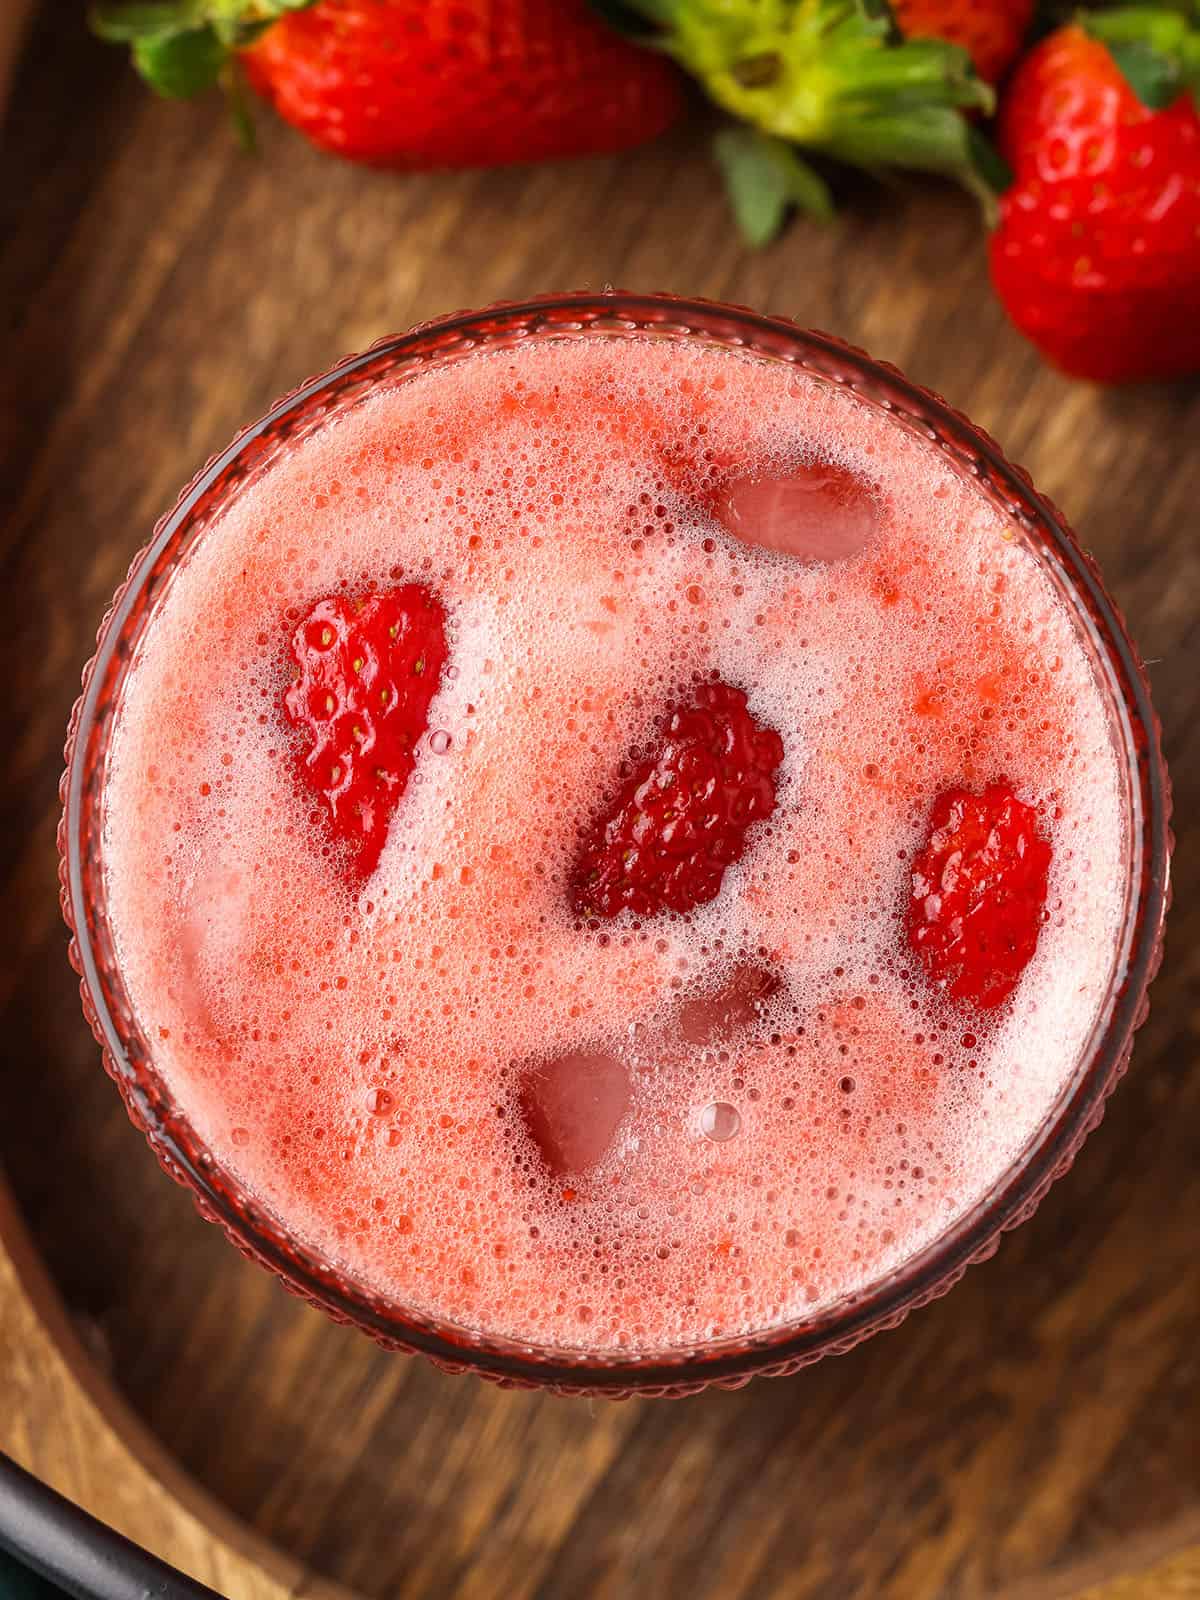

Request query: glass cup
[{"left": 59, "top": 292, "right": 1172, "bottom": 1396}]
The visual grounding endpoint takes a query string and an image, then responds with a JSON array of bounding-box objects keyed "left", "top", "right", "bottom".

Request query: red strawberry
[
  {"left": 97, "top": 0, "right": 999, "bottom": 240},
  {"left": 907, "top": 782, "right": 1052, "bottom": 1011},
  {"left": 571, "top": 679, "right": 784, "bottom": 921},
  {"left": 244, "top": 0, "right": 686, "bottom": 167},
  {"left": 891, "top": 0, "right": 1033, "bottom": 86},
  {"left": 284, "top": 585, "right": 447, "bottom": 879},
  {"left": 93, "top": 0, "right": 684, "bottom": 169},
  {"left": 989, "top": 19, "right": 1200, "bottom": 382}
]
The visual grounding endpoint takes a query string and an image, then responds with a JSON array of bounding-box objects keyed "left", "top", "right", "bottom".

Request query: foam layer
[{"left": 101, "top": 335, "right": 1127, "bottom": 1352}]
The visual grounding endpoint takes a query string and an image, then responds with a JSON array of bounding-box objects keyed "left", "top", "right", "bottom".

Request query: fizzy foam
[{"left": 102, "top": 335, "right": 1126, "bottom": 1352}]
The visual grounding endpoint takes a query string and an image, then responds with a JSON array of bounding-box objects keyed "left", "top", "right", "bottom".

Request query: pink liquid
[{"left": 102, "top": 336, "right": 1126, "bottom": 1353}]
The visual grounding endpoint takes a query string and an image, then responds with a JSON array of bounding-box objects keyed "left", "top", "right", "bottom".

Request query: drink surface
[{"left": 102, "top": 334, "right": 1126, "bottom": 1353}]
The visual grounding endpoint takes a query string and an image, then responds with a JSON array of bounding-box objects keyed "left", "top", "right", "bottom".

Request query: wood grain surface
[
  {"left": 0, "top": 1176, "right": 353, "bottom": 1600},
  {"left": 2, "top": 8, "right": 1198, "bottom": 1600}
]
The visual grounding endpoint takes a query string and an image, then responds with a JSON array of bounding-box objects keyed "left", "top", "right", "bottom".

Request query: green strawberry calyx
[
  {"left": 1081, "top": 5, "right": 1200, "bottom": 110},
  {"left": 94, "top": 0, "right": 1008, "bottom": 244},
  {"left": 614, "top": 0, "right": 1002, "bottom": 242},
  {"left": 90, "top": 1, "right": 313, "bottom": 103}
]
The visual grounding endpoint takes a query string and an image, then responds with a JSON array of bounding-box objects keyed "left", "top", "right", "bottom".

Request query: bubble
[{"left": 699, "top": 1102, "right": 742, "bottom": 1143}]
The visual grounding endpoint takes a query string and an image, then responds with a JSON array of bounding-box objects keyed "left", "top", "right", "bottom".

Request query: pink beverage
[{"left": 79, "top": 300, "right": 1163, "bottom": 1373}]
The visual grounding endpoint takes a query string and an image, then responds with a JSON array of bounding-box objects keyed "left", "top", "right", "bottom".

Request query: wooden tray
[{"left": 2, "top": 10, "right": 1198, "bottom": 1598}]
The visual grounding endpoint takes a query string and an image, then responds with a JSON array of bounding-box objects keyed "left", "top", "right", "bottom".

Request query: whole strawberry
[
  {"left": 93, "top": 0, "right": 684, "bottom": 169},
  {"left": 97, "top": 0, "right": 1002, "bottom": 238},
  {"left": 571, "top": 680, "right": 784, "bottom": 921},
  {"left": 892, "top": 0, "right": 1033, "bottom": 84},
  {"left": 989, "top": 13, "right": 1200, "bottom": 382},
  {"left": 284, "top": 584, "right": 447, "bottom": 879}
]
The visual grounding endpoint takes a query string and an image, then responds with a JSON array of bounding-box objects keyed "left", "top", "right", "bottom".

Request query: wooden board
[
  {"left": 2, "top": 8, "right": 1198, "bottom": 1599},
  {"left": 0, "top": 1176, "right": 353, "bottom": 1600}
]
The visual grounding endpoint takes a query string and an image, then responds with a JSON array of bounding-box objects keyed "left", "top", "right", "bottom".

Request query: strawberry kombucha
[{"left": 99, "top": 331, "right": 1127, "bottom": 1352}]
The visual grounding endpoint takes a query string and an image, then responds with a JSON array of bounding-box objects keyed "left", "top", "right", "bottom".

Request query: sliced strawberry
[
  {"left": 907, "top": 782, "right": 1052, "bottom": 1010},
  {"left": 571, "top": 680, "right": 784, "bottom": 921},
  {"left": 284, "top": 584, "right": 447, "bottom": 879}
]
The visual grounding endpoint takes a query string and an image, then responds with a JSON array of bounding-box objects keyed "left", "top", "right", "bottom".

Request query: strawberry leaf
[
  {"left": 966, "top": 124, "right": 1012, "bottom": 195},
  {"left": 1083, "top": 5, "right": 1200, "bottom": 107},
  {"left": 1105, "top": 36, "right": 1185, "bottom": 103},
  {"left": 652, "top": 0, "right": 995, "bottom": 224},
  {"left": 713, "top": 127, "right": 834, "bottom": 245},
  {"left": 221, "top": 58, "right": 257, "bottom": 149},
  {"left": 91, "top": 2, "right": 207, "bottom": 41},
  {"left": 854, "top": 0, "right": 902, "bottom": 41},
  {"left": 131, "top": 23, "right": 225, "bottom": 96},
  {"left": 92, "top": 0, "right": 316, "bottom": 88},
  {"left": 92, "top": 0, "right": 317, "bottom": 141}
]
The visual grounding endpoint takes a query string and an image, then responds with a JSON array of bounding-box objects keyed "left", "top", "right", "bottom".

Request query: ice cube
[
  {"left": 518, "top": 1051, "right": 631, "bottom": 1175},
  {"left": 676, "top": 964, "right": 780, "bottom": 1046},
  {"left": 715, "top": 461, "right": 878, "bottom": 565}
]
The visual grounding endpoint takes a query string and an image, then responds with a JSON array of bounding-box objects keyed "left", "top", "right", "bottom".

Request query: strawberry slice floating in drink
[
  {"left": 284, "top": 585, "right": 448, "bottom": 880},
  {"left": 907, "top": 782, "right": 1052, "bottom": 1010},
  {"left": 571, "top": 679, "right": 784, "bottom": 921}
]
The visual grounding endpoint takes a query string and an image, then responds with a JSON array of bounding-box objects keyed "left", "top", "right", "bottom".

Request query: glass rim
[{"left": 60, "top": 291, "right": 1173, "bottom": 1394}]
